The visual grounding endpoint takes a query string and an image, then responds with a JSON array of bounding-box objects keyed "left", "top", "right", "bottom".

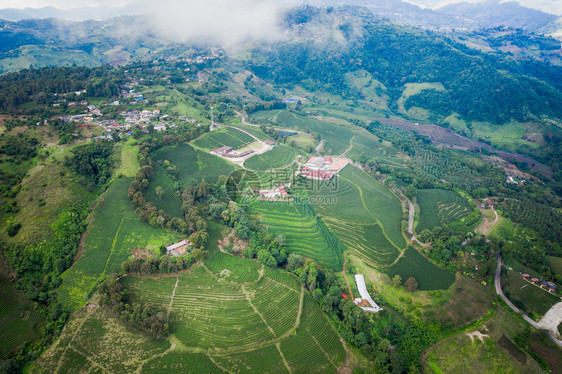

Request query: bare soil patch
[
  {"left": 498, "top": 335, "right": 527, "bottom": 364},
  {"left": 528, "top": 332, "right": 562, "bottom": 370},
  {"left": 131, "top": 247, "right": 152, "bottom": 260},
  {"left": 217, "top": 229, "right": 249, "bottom": 256},
  {"left": 466, "top": 331, "right": 490, "bottom": 343}
]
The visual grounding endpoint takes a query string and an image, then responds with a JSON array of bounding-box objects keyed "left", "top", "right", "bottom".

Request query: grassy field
[
  {"left": 502, "top": 271, "right": 559, "bottom": 317},
  {"left": 397, "top": 82, "right": 446, "bottom": 112},
  {"left": 0, "top": 274, "right": 43, "bottom": 357},
  {"left": 142, "top": 86, "right": 206, "bottom": 120},
  {"left": 224, "top": 120, "right": 273, "bottom": 141},
  {"left": 250, "top": 110, "right": 354, "bottom": 156},
  {"left": 152, "top": 144, "right": 235, "bottom": 186},
  {"left": 31, "top": 306, "right": 172, "bottom": 373},
  {"left": 249, "top": 202, "right": 344, "bottom": 271},
  {"left": 424, "top": 305, "right": 545, "bottom": 374},
  {"left": 387, "top": 247, "right": 455, "bottom": 291},
  {"left": 193, "top": 127, "right": 254, "bottom": 150},
  {"left": 288, "top": 133, "right": 316, "bottom": 148},
  {"left": 310, "top": 165, "right": 405, "bottom": 251},
  {"left": 547, "top": 256, "right": 562, "bottom": 277},
  {"left": 0, "top": 45, "right": 100, "bottom": 74},
  {"left": 57, "top": 177, "right": 182, "bottom": 311},
  {"left": 244, "top": 145, "right": 295, "bottom": 170},
  {"left": 416, "top": 189, "right": 472, "bottom": 232},
  {"left": 346, "top": 128, "right": 401, "bottom": 166},
  {"left": 344, "top": 70, "right": 389, "bottom": 110},
  {"left": 115, "top": 140, "right": 140, "bottom": 178},
  {"left": 3, "top": 157, "right": 95, "bottom": 246},
  {"left": 470, "top": 121, "right": 545, "bottom": 151}
]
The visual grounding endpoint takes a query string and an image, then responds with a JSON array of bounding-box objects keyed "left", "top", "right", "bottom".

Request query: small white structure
[
  {"left": 166, "top": 239, "right": 191, "bottom": 257},
  {"left": 354, "top": 274, "right": 382, "bottom": 313}
]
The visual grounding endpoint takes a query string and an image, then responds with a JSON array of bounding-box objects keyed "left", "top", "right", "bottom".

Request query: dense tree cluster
[
  {"left": 0, "top": 66, "right": 124, "bottom": 114},
  {"left": 0, "top": 134, "right": 38, "bottom": 162},
  {"left": 501, "top": 199, "right": 562, "bottom": 243},
  {"left": 244, "top": 100, "right": 286, "bottom": 114},
  {"left": 4, "top": 206, "right": 87, "bottom": 301},
  {"left": 249, "top": 20, "right": 562, "bottom": 123},
  {"left": 209, "top": 202, "right": 251, "bottom": 240},
  {"left": 69, "top": 141, "right": 113, "bottom": 189},
  {"left": 121, "top": 254, "right": 196, "bottom": 275},
  {"left": 363, "top": 121, "right": 504, "bottom": 193},
  {"left": 98, "top": 276, "right": 169, "bottom": 338},
  {"left": 285, "top": 257, "right": 441, "bottom": 372},
  {"left": 243, "top": 231, "right": 287, "bottom": 268}
]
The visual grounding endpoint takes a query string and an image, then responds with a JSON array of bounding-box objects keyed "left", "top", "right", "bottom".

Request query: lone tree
[
  {"left": 155, "top": 186, "right": 165, "bottom": 199},
  {"left": 392, "top": 274, "right": 402, "bottom": 287},
  {"left": 404, "top": 277, "right": 418, "bottom": 292}
]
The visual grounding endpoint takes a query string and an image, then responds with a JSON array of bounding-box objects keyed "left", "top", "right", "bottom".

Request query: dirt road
[
  {"left": 342, "top": 253, "right": 355, "bottom": 301},
  {"left": 476, "top": 206, "right": 499, "bottom": 236},
  {"left": 406, "top": 199, "right": 424, "bottom": 246}
]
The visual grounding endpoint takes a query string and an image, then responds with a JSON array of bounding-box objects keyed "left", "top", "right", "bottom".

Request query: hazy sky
[
  {"left": 0, "top": 0, "right": 135, "bottom": 9},
  {"left": 3, "top": 0, "right": 561, "bottom": 15}
]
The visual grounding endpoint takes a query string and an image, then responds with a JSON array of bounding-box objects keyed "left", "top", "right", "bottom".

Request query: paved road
[{"left": 495, "top": 254, "right": 562, "bottom": 349}]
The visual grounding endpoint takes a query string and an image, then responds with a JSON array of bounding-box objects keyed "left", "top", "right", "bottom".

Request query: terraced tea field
[
  {"left": 31, "top": 307, "right": 172, "bottom": 373},
  {"left": 416, "top": 189, "right": 472, "bottom": 232},
  {"left": 57, "top": 177, "right": 182, "bottom": 311},
  {"left": 152, "top": 144, "right": 236, "bottom": 186},
  {"left": 0, "top": 275, "right": 43, "bottom": 356},
  {"left": 193, "top": 127, "right": 254, "bottom": 150},
  {"left": 309, "top": 165, "right": 405, "bottom": 252},
  {"left": 387, "top": 247, "right": 454, "bottom": 290},
  {"left": 244, "top": 145, "right": 296, "bottom": 170},
  {"left": 36, "top": 257, "right": 345, "bottom": 373},
  {"left": 249, "top": 201, "right": 345, "bottom": 271},
  {"left": 143, "top": 163, "right": 183, "bottom": 218},
  {"left": 251, "top": 110, "right": 354, "bottom": 155},
  {"left": 323, "top": 218, "right": 398, "bottom": 266}
]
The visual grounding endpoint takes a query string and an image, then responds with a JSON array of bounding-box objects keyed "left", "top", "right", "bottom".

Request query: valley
[{"left": 0, "top": 2, "right": 561, "bottom": 373}]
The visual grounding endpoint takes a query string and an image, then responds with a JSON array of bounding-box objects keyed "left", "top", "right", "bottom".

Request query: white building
[{"left": 354, "top": 274, "right": 382, "bottom": 313}]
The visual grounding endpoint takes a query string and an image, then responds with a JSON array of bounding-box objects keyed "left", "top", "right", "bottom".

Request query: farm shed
[{"left": 354, "top": 274, "right": 382, "bottom": 313}]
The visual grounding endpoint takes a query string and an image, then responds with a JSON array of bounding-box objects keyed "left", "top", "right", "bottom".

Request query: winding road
[
  {"left": 406, "top": 199, "right": 425, "bottom": 246},
  {"left": 495, "top": 254, "right": 562, "bottom": 349}
]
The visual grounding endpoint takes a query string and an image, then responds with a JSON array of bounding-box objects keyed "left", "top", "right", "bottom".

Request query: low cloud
[{"left": 146, "top": 0, "right": 299, "bottom": 46}]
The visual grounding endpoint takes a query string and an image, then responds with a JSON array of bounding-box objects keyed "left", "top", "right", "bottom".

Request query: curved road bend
[
  {"left": 406, "top": 199, "right": 424, "bottom": 246},
  {"left": 495, "top": 254, "right": 562, "bottom": 349}
]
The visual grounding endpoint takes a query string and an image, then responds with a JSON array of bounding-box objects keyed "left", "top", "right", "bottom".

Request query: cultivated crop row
[{"left": 250, "top": 202, "right": 344, "bottom": 270}]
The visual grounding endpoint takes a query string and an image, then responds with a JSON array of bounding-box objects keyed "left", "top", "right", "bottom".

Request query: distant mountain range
[
  {"left": 0, "top": 1, "right": 560, "bottom": 38},
  {"left": 0, "top": 3, "right": 144, "bottom": 21},
  {"left": 438, "top": 0, "right": 558, "bottom": 30},
  {"left": 318, "top": 0, "right": 561, "bottom": 35},
  {"left": 406, "top": 0, "right": 562, "bottom": 16}
]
